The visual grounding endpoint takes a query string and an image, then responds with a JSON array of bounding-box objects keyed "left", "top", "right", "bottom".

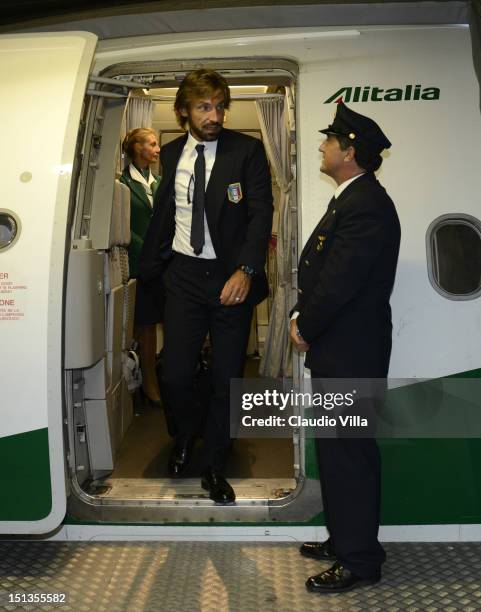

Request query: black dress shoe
[
  {"left": 300, "top": 539, "right": 336, "bottom": 561},
  {"left": 201, "top": 468, "right": 236, "bottom": 504},
  {"left": 306, "top": 562, "right": 380, "bottom": 593},
  {"left": 168, "top": 439, "right": 193, "bottom": 478}
]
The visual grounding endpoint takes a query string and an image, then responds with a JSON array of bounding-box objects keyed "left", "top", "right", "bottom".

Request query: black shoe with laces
[
  {"left": 299, "top": 539, "right": 336, "bottom": 561},
  {"left": 306, "top": 562, "right": 381, "bottom": 593}
]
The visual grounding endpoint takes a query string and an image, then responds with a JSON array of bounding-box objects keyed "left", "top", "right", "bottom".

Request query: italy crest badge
[{"left": 227, "top": 182, "right": 243, "bottom": 203}]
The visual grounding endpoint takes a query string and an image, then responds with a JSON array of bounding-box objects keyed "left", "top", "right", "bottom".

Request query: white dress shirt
[
  {"left": 172, "top": 131, "right": 218, "bottom": 259},
  {"left": 291, "top": 172, "right": 365, "bottom": 321}
]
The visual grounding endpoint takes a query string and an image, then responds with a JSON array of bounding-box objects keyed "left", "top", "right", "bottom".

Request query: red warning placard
[{"left": 0, "top": 272, "right": 26, "bottom": 320}]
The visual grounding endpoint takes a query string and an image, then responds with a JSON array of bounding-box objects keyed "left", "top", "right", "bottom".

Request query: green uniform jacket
[{"left": 120, "top": 167, "right": 161, "bottom": 278}]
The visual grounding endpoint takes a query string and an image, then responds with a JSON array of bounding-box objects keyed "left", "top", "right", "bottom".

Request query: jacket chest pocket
[{"left": 300, "top": 231, "right": 329, "bottom": 276}]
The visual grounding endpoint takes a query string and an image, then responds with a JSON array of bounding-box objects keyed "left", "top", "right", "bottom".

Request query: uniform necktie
[
  {"left": 319, "top": 196, "right": 336, "bottom": 225},
  {"left": 304, "top": 195, "right": 336, "bottom": 256},
  {"left": 190, "top": 144, "right": 206, "bottom": 255}
]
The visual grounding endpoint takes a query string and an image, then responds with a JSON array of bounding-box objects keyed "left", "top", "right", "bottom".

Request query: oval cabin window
[
  {"left": 0, "top": 212, "right": 19, "bottom": 251},
  {"left": 428, "top": 216, "right": 481, "bottom": 299}
]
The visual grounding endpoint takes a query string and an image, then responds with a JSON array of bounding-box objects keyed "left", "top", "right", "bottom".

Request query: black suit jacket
[
  {"left": 294, "top": 172, "right": 401, "bottom": 377},
  {"left": 139, "top": 128, "right": 273, "bottom": 306}
]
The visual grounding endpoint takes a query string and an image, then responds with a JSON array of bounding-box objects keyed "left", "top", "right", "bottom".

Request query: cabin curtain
[
  {"left": 119, "top": 94, "right": 155, "bottom": 169},
  {"left": 125, "top": 95, "right": 155, "bottom": 131},
  {"left": 255, "top": 95, "right": 294, "bottom": 378}
]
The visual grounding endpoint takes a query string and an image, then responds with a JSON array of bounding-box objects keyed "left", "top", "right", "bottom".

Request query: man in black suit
[
  {"left": 139, "top": 69, "right": 273, "bottom": 503},
  {"left": 290, "top": 102, "right": 400, "bottom": 592}
]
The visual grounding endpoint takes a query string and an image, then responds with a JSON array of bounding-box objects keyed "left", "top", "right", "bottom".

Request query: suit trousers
[
  {"left": 311, "top": 371, "right": 386, "bottom": 578},
  {"left": 162, "top": 253, "right": 253, "bottom": 471}
]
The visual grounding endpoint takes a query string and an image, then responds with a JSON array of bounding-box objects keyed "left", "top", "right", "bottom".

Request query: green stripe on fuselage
[
  {"left": 0, "top": 428, "right": 52, "bottom": 521},
  {"left": 305, "top": 370, "right": 481, "bottom": 524}
]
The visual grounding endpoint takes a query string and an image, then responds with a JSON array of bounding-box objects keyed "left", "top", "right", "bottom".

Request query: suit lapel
[
  {"left": 127, "top": 178, "right": 152, "bottom": 212},
  {"left": 151, "top": 176, "right": 161, "bottom": 197},
  {"left": 161, "top": 134, "right": 188, "bottom": 194},
  {"left": 205, "top": 129, "right": 234, "bottom": 222},
  {"left": 300, "top": 196, "right": 336, "bottom": 260},
  {"left": 300, "top": 174, "right": 375, "bottom": 259}
]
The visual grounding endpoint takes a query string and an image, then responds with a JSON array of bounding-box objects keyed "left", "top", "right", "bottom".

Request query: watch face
[{"left": 240, "top": 265, "right": 254, "bottom": 277}]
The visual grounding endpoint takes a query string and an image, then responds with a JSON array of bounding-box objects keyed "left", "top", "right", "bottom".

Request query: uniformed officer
[{"left": 290, "top": 102, "right": 401, "bottom": 593}]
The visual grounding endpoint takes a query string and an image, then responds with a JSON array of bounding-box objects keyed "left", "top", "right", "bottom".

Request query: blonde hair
[{"left": 122, "top": 127, "right": 157, "bottom": 159}]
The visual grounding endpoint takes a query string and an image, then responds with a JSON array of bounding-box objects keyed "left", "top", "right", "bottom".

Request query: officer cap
[{"left": 320, "top": 102, "right": 391, "bottom": 156}]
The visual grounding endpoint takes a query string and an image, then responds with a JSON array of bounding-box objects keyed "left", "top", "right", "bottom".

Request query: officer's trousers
[{"left": 311, "top": 370, "right": 386, "bottom": 578}]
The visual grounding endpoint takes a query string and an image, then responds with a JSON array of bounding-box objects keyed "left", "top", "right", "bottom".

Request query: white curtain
[
  {"left": 120, "top": 94, "right": 154, "bottom": 144},
  {"left": 125, "top": 95, "right": 154, "bottom": 131},
  {"left": 256, "top": 95, "right": 294, "bottom": 378},
  {"left": 119, "top": 94, "right": 155, "bottom": 170}
]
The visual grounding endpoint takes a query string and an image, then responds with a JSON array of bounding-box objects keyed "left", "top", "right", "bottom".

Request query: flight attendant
[{"left": 120, "top": 128, "right": 162, "bottom": 406}]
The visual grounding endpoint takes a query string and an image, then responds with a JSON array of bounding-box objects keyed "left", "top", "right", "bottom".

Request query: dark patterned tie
[
  {"left": 303, "top": 196, "right": 336, "bottom": 257},
  {"left": 190, "top": 144, "right": 206, "bottom": 255},
  {"left": 318, "top": 196, "right": 336, "bottom": 226}
]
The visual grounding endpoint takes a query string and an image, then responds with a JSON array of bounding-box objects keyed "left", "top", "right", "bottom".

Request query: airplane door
[{"left": 0, "top": 32, "right": 97, "bottom": 534}]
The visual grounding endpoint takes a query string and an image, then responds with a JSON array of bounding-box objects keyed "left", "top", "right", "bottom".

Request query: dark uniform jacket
[
  {"left": 139, "top": 128, "right": 273, "bottom": 306},
  {"left": 119, "top": 167, "right": 160, "bottom": 278},
  {"left": 294, "top": 172, "right": 401, "bottom": 377}
]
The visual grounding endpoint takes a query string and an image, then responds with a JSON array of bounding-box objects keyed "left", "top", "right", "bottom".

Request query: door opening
[{"left": 65, "top": 60, "right": 311, "bottom": 524}]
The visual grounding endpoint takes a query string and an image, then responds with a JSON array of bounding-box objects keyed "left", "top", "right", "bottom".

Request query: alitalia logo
[{"left": 324, "top": 85, "right": 440, "bottom": 103}]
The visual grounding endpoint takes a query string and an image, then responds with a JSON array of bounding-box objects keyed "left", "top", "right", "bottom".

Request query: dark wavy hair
[
  {"left": 336, "top": 134, "right": 383, "bottom": 173},
  {"left": 174, "top": 69, "right": 231, "bottom": 129}
]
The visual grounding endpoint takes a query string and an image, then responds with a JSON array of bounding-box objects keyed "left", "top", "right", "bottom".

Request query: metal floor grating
[{"left": 0, "top": 542, "right": 480, "bottom": 611}]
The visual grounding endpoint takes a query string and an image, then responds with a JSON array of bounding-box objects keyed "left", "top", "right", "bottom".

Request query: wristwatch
[{"left": 238, "top": 265, "right": 255, "bottom": 278}]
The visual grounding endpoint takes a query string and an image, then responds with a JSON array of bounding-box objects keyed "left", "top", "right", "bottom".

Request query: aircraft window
[
  {"left": 428, "top": 215, "right": 481, "bottom": 299},
  {"left": 0, "top": 212, "right": 19, "bottom": 251}
]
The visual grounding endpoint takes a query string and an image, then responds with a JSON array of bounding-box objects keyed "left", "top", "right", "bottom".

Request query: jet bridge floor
[{"left": 0, "top": 541, "right": 480, "bottom": 611}]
